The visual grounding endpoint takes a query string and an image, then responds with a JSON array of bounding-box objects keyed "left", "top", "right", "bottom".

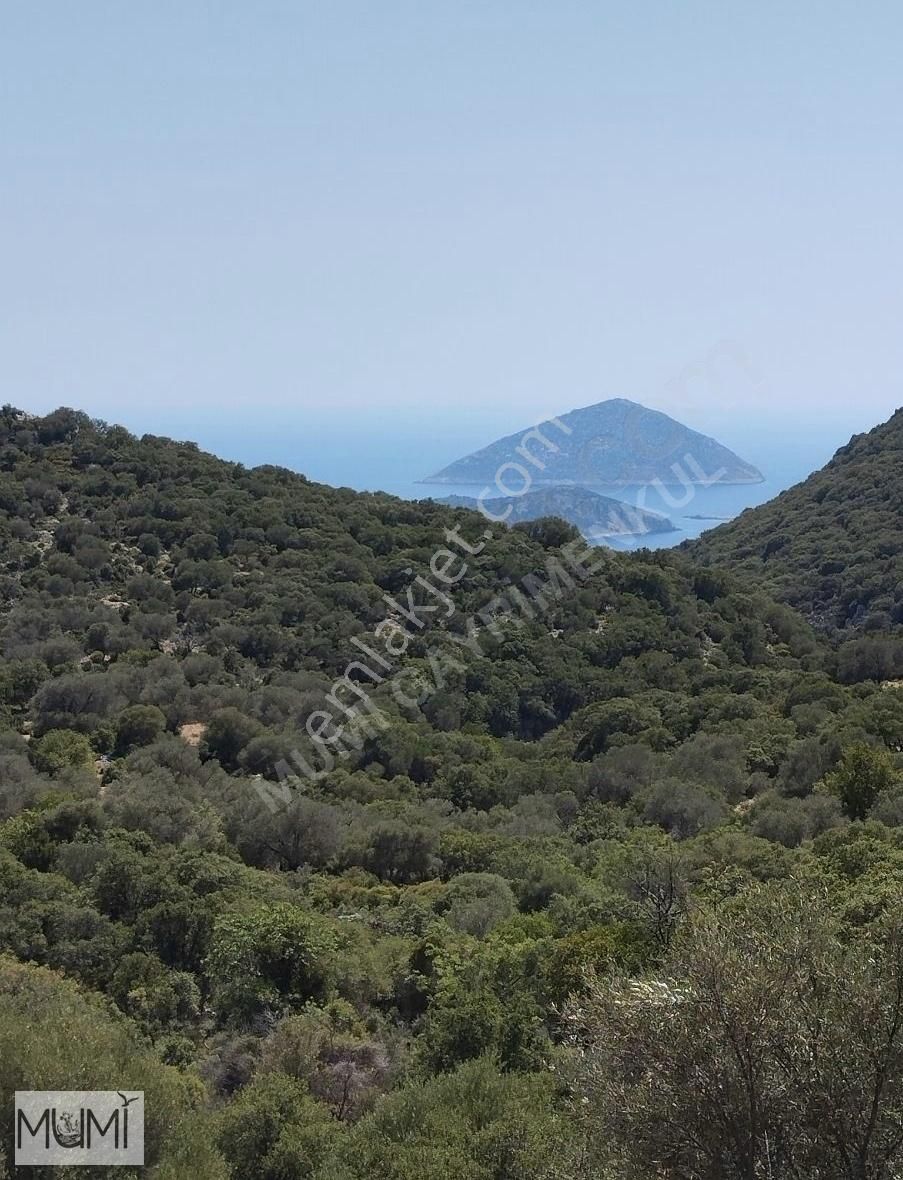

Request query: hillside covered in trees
[
  {"left": 687, "top": 408, "right": 903, "bottom": 683},
  {"left": 1, "top": 406, "right": 903, "bottom": 1178}
]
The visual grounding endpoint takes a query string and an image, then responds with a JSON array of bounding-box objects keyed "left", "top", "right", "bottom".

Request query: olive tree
[{"left": 567, "top": 885, "right": 903, "bottom": 1179}]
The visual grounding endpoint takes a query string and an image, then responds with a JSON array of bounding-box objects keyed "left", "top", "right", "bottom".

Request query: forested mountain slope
[
  {"left": 1, "top": 406, "right": 903, "bottom": 1178},
  {"left": 0, "top": 405, "right": 827, "bottom": 758},
  {"left": 687, "top": 408, "right": 903, "bottom": 635},
  {"left": 437, "top": 485, "right": 676, "bottom": 539}
]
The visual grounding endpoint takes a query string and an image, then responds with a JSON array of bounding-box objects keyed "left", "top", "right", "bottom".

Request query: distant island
[
  {"left": 422, "top": 397, "right": 764, "bottom": 487},
  {"left": 437, "top": 485, "right": 677, "bottom": 541}
]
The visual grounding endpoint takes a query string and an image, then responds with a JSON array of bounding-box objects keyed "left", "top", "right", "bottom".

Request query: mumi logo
[{"left": 15, "top": 1090, "right": 144, "bottom": 1166}]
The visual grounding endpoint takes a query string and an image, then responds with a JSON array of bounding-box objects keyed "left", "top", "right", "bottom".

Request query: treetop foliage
[{"left": 1, "top": 406, "right": 902, "bottom": 1177}]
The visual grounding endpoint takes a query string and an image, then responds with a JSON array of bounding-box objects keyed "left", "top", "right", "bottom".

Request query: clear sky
[{"left": 2, "top": 3, "right": 902, "bottom": 479}]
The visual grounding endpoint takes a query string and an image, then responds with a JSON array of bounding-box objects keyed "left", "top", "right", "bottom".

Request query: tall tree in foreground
[{"left": 566, "top": 886, "right": 903, "bottom": 1179}]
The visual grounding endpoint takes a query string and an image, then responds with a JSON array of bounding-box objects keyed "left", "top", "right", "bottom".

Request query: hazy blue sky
[{"left": 3, "top": 3, "right": 902, "bottom": 479}]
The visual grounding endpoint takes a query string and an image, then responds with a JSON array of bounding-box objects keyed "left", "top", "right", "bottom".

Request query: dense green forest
[
  {"left": 687, "top": 409, "right": 903, "bottom": 683},
  {"left": 1, "top": 406, "right": 903, "bottom": 1178}
]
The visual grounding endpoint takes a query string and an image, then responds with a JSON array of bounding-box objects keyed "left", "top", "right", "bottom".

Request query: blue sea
[
  {"left": 168, "top": 412, "right": 845, "bottom": 549},
  {"left": 140, "top": 408, "right": 861, "bottom": 551}
]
